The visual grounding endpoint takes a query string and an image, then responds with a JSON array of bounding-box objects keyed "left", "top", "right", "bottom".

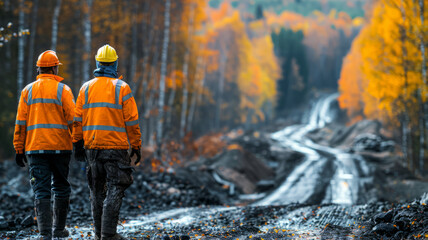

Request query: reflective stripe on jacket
[
  {"left": 13, "top": 74, "right": 75, "bottom": 154},
  {"left": 72, "top": 77, "right": 141, "bottom": 150}
]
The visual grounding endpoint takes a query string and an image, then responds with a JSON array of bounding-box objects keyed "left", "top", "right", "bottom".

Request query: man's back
[
  {"left": 73, "top": 76, "right": 141, "bottom": 150},
  {"left": 14, "top": 74, "right": 74, "bottom": 154}
]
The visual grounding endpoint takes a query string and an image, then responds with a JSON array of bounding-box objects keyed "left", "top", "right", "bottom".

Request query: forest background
[{"left": 0, "top": 0, "right": 426, "bottom": 174}]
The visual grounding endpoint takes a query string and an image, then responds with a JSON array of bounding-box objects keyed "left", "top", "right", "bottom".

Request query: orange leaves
[{"left": 209, "top": 2, "right": 231, "bottom": 23}]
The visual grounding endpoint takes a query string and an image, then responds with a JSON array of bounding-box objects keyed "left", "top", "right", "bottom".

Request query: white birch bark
[
  {"left": 156, "top": 0, "right": 171, "bottom": 156},
  {"left": 51, "top": 0, "right": 62, "bottom": 51},
  {"left": 179, "top": 4, "right": 195, "bottom": 139}
]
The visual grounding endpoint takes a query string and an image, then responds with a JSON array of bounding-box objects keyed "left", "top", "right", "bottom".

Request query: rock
[
  {"left": 394, "top": 231, "right": 404, "bottom": 239},
  {"left": 352, "top": 133, "right": 394, "bottom": 153},
  {"left": 166, "top": 187, "right": 180, "bottom": 195},
  {"left": 0, "top": 221, "right": 8, "bottom": 230},
  {"left": 21, "top": 215, "right": 35, "bottom": 228},
  {"left": 373, "top": 209, "right": 394, "bottom": 224},
  {"left": 371, "top": 223, "right": 398, "bottom": 236}
]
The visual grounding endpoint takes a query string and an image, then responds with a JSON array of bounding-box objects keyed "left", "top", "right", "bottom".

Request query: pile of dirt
[
  {"left": 185, "top": 131, "right": 304, "bottom": 196},
  {"left": 358, "top": 194, "right": 428, "bottom": 239},
  {"left": 306, "top": 120, "right": 394, "bottom": 151}
]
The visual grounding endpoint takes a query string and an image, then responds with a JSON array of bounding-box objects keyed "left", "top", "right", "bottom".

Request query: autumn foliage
[
  {"left": 338, "top": 0, "right": 428, "bottom": 171},
  {"left": 339, "top": 0, "right": 427, "bottom": 126}
]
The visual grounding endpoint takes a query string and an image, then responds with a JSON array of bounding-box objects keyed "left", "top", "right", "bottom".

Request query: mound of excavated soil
[{"left": 358, "top": 194, "right": 428, "bottom": 239}]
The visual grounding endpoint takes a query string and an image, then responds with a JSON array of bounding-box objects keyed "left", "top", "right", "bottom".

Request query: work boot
[
  {"left": 101, "top": 233, "right": 128, "bottom": 240},
  {"left": 34, "top": 199, "right": 52, "bottom": 239},
  {"left": 52, "top": 198, "right": 69, "bottom": 238}
]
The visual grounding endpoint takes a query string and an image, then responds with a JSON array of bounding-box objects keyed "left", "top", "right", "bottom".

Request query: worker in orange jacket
[
  {"left": 73, "top": 44, "right": 141, "bottom": 240},
  {"left": 13, "top": 50, "right": 75, "bottom": 239}
]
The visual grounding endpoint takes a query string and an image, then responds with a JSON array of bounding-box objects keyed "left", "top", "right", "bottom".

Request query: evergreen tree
[{"left": 272, "top": 28, "right": 308, "bottom": 111}]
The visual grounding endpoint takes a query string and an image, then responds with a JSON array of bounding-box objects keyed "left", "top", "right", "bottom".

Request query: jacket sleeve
[
  {"left": 62, "top": 85, "right": 75, "bottom": 134},
  {"left": 13, "top": 90, "right": 28, "bottom": 154},
  {"left": 122, "top": 84, "right": 142, "bottom": 149},
  {"left": 72, "top": 85, "right": 85, "bottom": 143}
]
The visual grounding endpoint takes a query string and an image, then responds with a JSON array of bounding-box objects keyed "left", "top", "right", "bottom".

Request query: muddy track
[{"left": 255, "top": 93, "right": 374, "bottom": 207}]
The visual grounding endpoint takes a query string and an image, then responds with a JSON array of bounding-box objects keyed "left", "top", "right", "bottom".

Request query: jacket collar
[{"left": 36, "top": 74, "right": 64, "bottom": 82}]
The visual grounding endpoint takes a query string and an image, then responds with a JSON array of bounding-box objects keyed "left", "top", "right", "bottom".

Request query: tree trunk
[
  {"left": 419, "top": 0, "right": 427, "bottom": 173},
  {"left": 400, "top": 0, "right": 412, "bottom": 171},
  {"left": 187, "top": 57, "right": 205, "bottom": 133},
  {"left": 51, "top": 0, "right": 62, "bottom": 51},
  {"left": 156, "top": 0, "right": 171, "bottom": 157},
  {"left": 26, "top": 0, "right": 38, "bottom": 84},
  {"left": 128, "top": 0, "right": 138, "bottom": 91},
  {"left": 82, "top": 0, "right": 93, "bottom": 84},
  {"left": 179, "top": 4, "right": 196, "bottom": 139},
  {"left": 135, "top": 2, "right": 156, "bottom": 102},
  {"left": 4, "top": 0, "right": 10, "bottom": 11},
  {"left": 138, "top": 27, "right": 158, "bottom": 145},
  {"left": 179, "top": 58, "right": 189, "bottom": 138},
  {"left": 166, "top": 62, "right": 176, "bottom": 133},
  {"left": 215, "top": 53, "right": 227, "bottom": 130},
  {"left": 143, "top": 42, "right": 160, "bottom": 146},
  {"left": 17, "top": 0, "right": 25, "bottom": 100}
]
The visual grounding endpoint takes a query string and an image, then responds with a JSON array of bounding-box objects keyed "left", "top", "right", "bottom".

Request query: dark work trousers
[
  {"left": 28, "top": 154, "right": 71, "bottom": 200},
  {"left": 86, "top": 149, "right": 133, "bottom": 236}
]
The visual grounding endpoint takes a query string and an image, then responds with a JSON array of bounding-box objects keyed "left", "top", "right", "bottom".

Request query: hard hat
[
  {"left": 95, "top": 44, "right": 118, "bottom": 62},
  {"left": 36, "top": 50, "right": 62, "bottom": 67}
]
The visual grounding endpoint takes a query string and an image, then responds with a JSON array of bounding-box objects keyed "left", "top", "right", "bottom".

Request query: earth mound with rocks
[{"left": 358, "top": 193, "right": 428, "bottom": 239}]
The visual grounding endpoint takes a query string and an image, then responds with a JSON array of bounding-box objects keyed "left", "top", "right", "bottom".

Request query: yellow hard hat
[{"left": 95, "top": 44, "right": 118, "bottom": 62}]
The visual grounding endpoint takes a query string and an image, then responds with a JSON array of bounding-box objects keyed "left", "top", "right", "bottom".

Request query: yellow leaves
[
  {"left": 208, "top": 4, "right": 280, "bottom": 125},
  {"left": 338, "top": 0, "right": 426, "bottom": 128},
  {"left": 352, "top": 17, "right": 364, "bottom": 27},
  {"left": 166, "top": 70, "right": 183, "bottom": 89}
]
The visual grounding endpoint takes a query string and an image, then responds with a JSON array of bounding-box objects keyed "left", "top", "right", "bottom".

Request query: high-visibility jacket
[
  {"left": 72, "top": 77, "right": 141, "bottom": 150},
  {"left": 13, "top": 74, "right": 75, "bottom": 154}
]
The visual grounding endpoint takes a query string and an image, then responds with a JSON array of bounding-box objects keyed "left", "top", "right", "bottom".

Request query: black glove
[
  {"left": 73, "top": 140, "right": 86, "bottom": 162},
  {"left": 15, "top": 153, "right": 27, "bottom": 167},
  {"left": 130, "top": 148, "right": 141, "bottom": 165}
]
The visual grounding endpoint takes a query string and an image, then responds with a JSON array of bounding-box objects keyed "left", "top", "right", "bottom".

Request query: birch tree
[
  {"left": 82, "top": 0, "right": 93, "bottom": 84},
  {"left": 156, "top": 0, "right": 171, "bottom": 157},
  {"left": 179, "top": 3, "right": 196, "bottom": 139},
  {"left": 51, "top": 0, "right": 62, "bottom": 51}
]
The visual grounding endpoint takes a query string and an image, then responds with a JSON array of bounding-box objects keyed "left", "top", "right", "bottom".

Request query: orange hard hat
[{"left": 36, "top": 50, "right": 62, "bottom": 67}]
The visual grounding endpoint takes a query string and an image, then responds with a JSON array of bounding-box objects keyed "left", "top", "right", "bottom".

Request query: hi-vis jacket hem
[
  {"left": 13, "top": 74, "right": 75, "bottom": 154},
  {"left": 26, "top": 150, "right": 72, "bottom": 154},
  {"left": 72, "top": 77, "right": 141, "bottom": 150}
]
